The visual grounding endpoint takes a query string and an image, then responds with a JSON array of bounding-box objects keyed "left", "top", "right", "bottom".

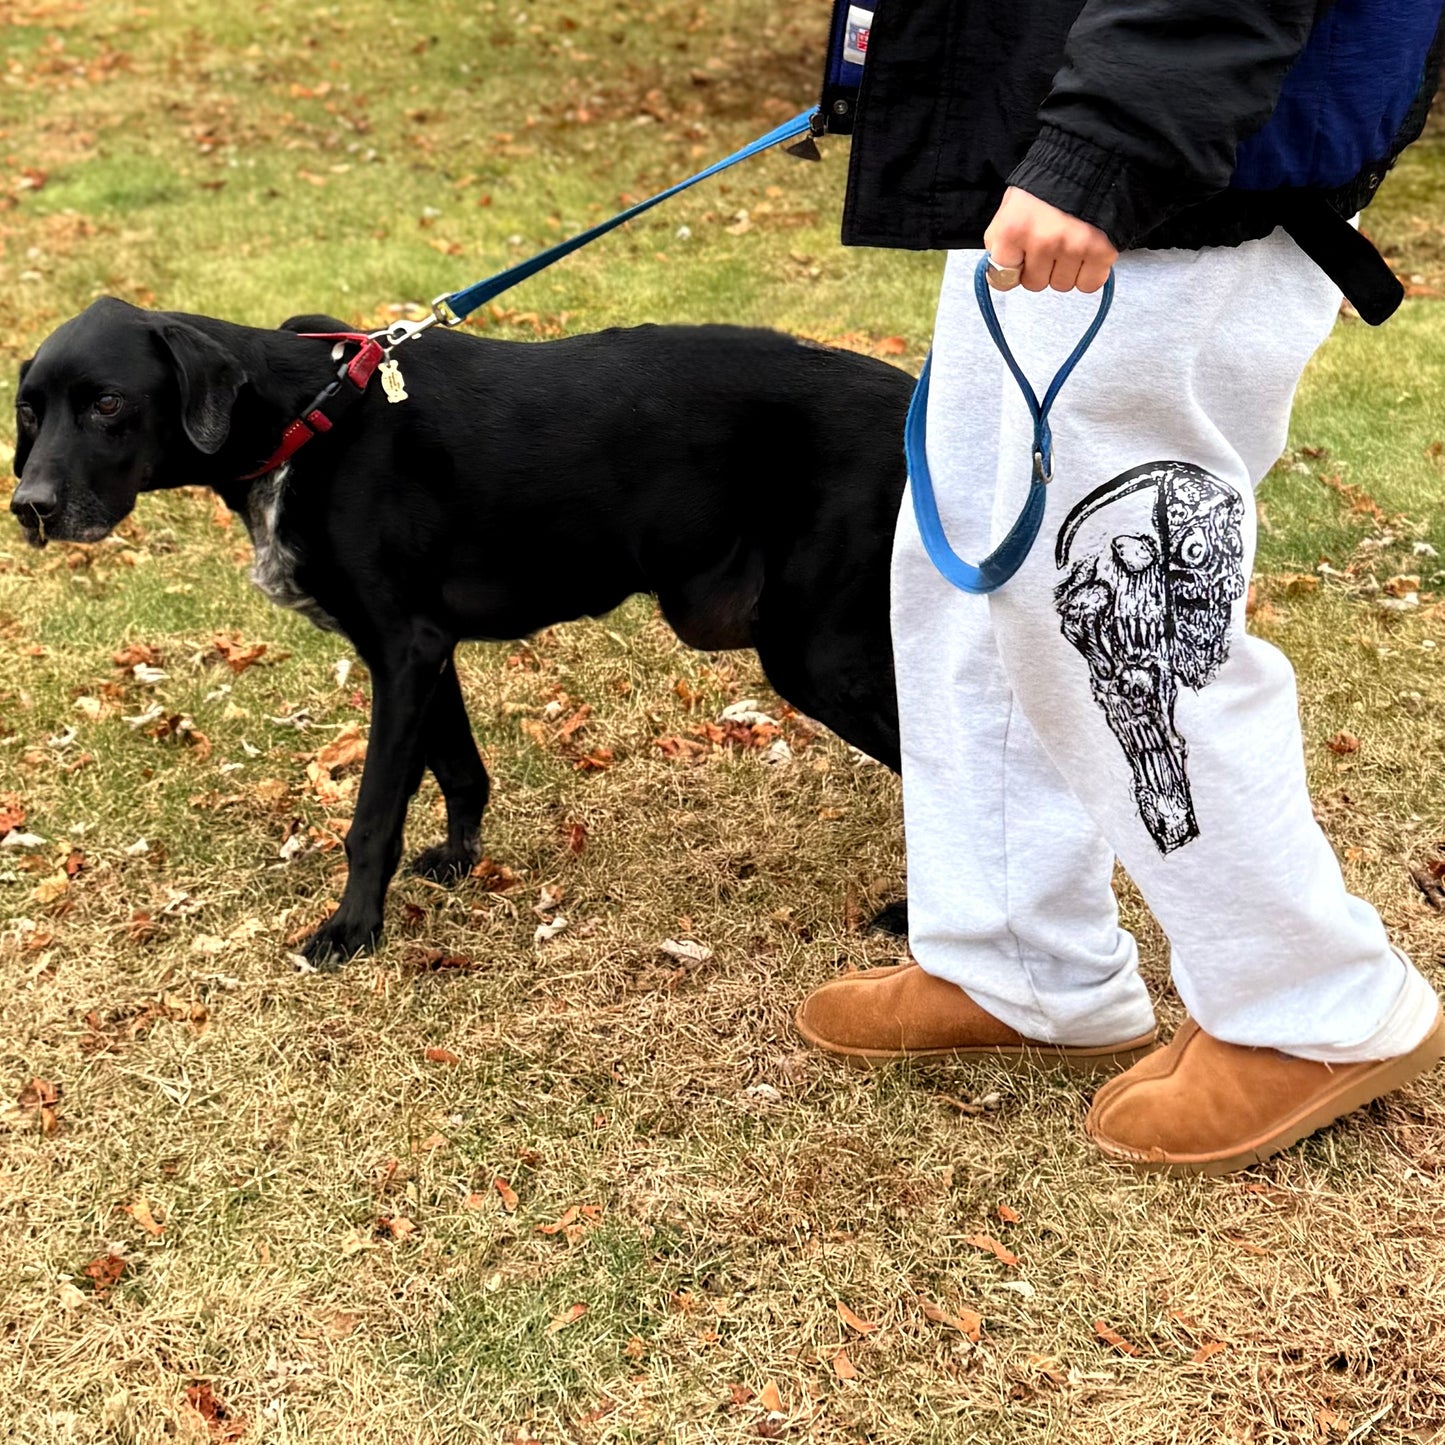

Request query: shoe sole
[
  {"left": 793, "top": 1003, "right": 1158, "bottom": 1076},
  {"left": 1088, "top": 1014, "right": 1445, "bottom": 1176}
]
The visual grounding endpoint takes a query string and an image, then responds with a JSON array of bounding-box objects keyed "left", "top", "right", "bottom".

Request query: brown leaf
[
  {"left": 1222, "top": 1232, "right": 1270, "bottom": 1256},
  {"left": 83, "top": 1252, "right": 125, "bottom": 1299},
  {"left": 1316, "top": 1407, "right": 1350, "bottom": 1436},
  {"left": 545, "top": 1302, "right": 587, "bottom": 1335},
  {"left": 18, "top": 1076, "right": 60, "bottom": 1134},
  {"left": 965, "top": 1233, "right": 1019, "bottom": 1266},
  {"left": 996, "top": 1202, "right": 1021, "bottom": 1224},
  {"left": 919, "top": 1296, "right": 982, "bottom": 1341},
  {"left": 562, "top": 820, "right": 588, "bottom": 854},
  {"left": 876, "top": 335, "right": 908, "bottom": 355},
  {"left": 122, "top": 1195, "right": 165, "bottom": 1237},
  {"left": 493, "top": 1177, "right": 519, "bottom": 1213},
  {"left": 424, "top": 1046, "right": 460, "bottom": 1066},
  {"left": 315, "top": 725, "right": 367, "bottom": 775},
  {"left": 831, "top": 1347, "right": 858, "bottom": 1380},
  {"left": 727, "top": 1384, "right": 755, "bottom": 1406},
  {"left": 1093, "top": 1320, "right": 1140, "bottom": 1356},
  {"left": 835, "top": 1299, "right": 877, "bottom": 1334},
  {"left": 757, "top": 1379, "right": 784, "bottom": 1413},
  {"left": 1326, "top": 732, "right": 1360, "bottom": 755},
  {"left": 0, "top": 792, "right": 25, "bottom": 836},
  {"left": 113, "top": 642, "right": 160, "bottom": 669},
  {"left": 1192, "top": 1340, "right": 1229, "bottom": 1364},
  {"left": 209, "top": 633, "right": 268, "bottom": 674},
  {"left": 183, "top": 1382, "right": 246, "bottom": 1443},
  {"left": 377, "top": 1214, "right": 417, "bottom": 1242}
]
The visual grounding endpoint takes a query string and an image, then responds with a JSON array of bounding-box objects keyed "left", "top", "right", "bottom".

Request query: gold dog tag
[{"left": 379, "top": 358, "right": 409, "bottom": 404}]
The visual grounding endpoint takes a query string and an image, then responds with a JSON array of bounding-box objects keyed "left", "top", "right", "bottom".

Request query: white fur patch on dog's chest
[{"left": 244, "top": 468, "right": 340, "bottom": 633}]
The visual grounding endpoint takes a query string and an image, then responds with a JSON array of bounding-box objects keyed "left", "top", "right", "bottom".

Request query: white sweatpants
[{"left": 895, "top": 231, "right": 1439, "bottom": 1063}]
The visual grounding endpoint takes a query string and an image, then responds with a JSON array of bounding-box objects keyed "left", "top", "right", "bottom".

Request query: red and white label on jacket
[{"left": 844, "top": 5, "right": 872, "bottom": 66}]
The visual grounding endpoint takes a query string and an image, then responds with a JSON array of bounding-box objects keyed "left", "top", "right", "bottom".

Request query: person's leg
[
  {"left": 892, "top": 254, "right": 1155, "bottom": 1046},
  {"left": 795, "top": 252, "right": 1157, "bottom": 1063},
  {"left": 979, "top": 229, "right": 1439, "bottom": 1069}
]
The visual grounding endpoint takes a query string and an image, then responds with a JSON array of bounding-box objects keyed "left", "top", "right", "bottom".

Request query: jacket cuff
[{"left": 1006, "top": 123, "right": 1196, "bottom": 249}]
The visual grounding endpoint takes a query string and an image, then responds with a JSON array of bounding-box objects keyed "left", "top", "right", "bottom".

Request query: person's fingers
[
  {"left": 1076, "top": 253, "right": 1114, "bottom": 294},
  {"left": 1020, "top": 248, "right": 1055, "bottom": 293},
  {"left": 1048, "top": 252, "right": 1083, "bottom": 293}
]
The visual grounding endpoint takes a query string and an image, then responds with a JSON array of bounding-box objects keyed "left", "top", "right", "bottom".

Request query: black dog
[{"left": 11, "top": 298, "right": 908, "bottom": 961}]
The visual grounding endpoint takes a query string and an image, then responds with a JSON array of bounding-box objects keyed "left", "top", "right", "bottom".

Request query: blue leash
[
  {"left": 906, "top": 257, "right": 1114, "bottom": 593},
  {"left": 374, "top": 109, "right": 814, "bottom": 340}
]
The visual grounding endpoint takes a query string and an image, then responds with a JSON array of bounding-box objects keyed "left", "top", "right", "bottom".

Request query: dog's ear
[
  {"left": 13, "top": 358, "right": 33, "bottom": 476},
  {"left": 155, "top": 320, "right": 245, "bottom": 455}
]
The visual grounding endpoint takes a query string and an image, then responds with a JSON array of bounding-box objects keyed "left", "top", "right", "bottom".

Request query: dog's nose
[{"left": 10, "top": 477, "right": 59, "bottom": 523}]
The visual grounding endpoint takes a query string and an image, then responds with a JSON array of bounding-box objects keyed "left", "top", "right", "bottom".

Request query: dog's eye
[
  {"left": 16, "top": 402, "right": 36, "bottom": 431},
  {"left": 92, "top": 393, "right": 123, "bottom": 418}
]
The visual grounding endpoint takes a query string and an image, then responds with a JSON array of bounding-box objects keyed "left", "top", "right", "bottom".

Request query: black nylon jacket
[{"left": 839, "top": 0, "right": 1445, "bottom": 321}]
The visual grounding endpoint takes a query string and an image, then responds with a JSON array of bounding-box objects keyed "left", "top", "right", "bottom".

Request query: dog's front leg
[
  {"left": 302, "top": 622, "right": 452, "bottom": 965},
  {"left": 409, "top": 653, "right": 490, "bottom": 882}
]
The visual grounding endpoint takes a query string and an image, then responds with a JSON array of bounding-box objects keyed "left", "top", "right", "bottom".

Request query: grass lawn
[{"left": 4, "top": 2, "right": 1445, "bottom": 1441}]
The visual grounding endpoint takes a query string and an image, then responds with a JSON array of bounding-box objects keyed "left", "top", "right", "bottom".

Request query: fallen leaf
[
  {"left": 1093, "top": 1320, "right": 1140, "bottom": 1356},
  {"left": 836, "top": 1300, "right": 877, "bottom": 1334},
  {"left": 919, "top": 1296, "right": 982, "bottom": 1341},
  {"left": 831, "top": 1347, "right": 858, "bottom": 1380},
  {"left": 563, "top": 821, "right": 588, "bottom": 854},
  {"left": 209, "top": 633, "right": 268, "bottom": 674},
  {"left": 659, "top": 937, "right": 713, "bottom": 964},
  {"left": 534, "top": 915, "right": 569, "bottom": 944},
  {"left": 1326, "top": 732, "right": 1360, "bottom": 755},
  {"left": 83, "top": 1252, "right": 125, "bottom": 1299},
  {"left": 18, "top": 1076, "right": 60, "bottom": 1134},
  {"left": 494, "top": 1178, "right": 519, "bottom": 1213},
  {"left": 339, "top": 1226, "right": 378, "bottom": 1256},
  {"left": 122, "top": 1195, "right": 165, "bottom": 1237},
  {"left": 183, "top": 1382, "right": 246, "bottom": 1443},
  {"left": 757, "top": 1379, "right": 784, "bottom": 1413},
  {"left": 424, "top": 1046, "right": 460, "bottom": 1066},
  {"left": 1316, "top": 1406, "right": 1350, "bottom": 1436},
  {"left": 965, "top": 1233, "right": 1019, "bottom": 1266},
  {"left": 996, "top": 1202, "right": 1021, "bottom": 1224},
  {"left": 57, "top": 1281, "right": 86, "bottom": 1310},
  {"left": 315, "top": 725, "right": 367, "bottom": 775},
  {"left": 545, "top": 1302, "right": 588, "bottom": 1335},
  {"left": 538, "top": 1205, "right": 581, "bottom": 1235},
  {"left": 376, "top": 1214, "right": 417, "bottom": 1243},
  {"left": 1192, "top": 1340, "right": 1229, "bottom": 1363}
]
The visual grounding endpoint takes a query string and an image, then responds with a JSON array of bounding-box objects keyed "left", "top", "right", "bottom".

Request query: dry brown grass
[{"left": 5, "top": 2, "right": 1445, "bottom": 1442}]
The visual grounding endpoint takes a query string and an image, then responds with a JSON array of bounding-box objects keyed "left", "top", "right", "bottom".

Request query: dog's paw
[
  {"left": 300, "top": 913, "right": 381, "bottom": 967},
  {"left": 409, "top": 842, "right": 479, "bottom": 884}
]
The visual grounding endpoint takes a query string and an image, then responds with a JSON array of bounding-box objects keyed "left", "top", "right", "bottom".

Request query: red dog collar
[{"left": 238, "top": 332, "right": 385, "bottom": 481}]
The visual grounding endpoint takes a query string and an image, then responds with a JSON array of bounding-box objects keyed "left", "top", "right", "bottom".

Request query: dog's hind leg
[
  {"left": 410, "top": 653, "right": 490, "bottom": 882},
  {"left": 302, "top": 621, "right": 453, "bottom": 965}
]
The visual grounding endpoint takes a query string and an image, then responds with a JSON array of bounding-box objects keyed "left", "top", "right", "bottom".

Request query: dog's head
[{"left": 11, "top": 296, "right": 245, "bottom": 546}]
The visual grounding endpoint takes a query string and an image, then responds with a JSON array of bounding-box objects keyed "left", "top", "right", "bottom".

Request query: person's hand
[{"left": 983, "top": 187, "right": 1117, "bottom": 294}]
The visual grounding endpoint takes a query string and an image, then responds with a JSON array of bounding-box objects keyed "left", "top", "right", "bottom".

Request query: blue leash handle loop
[
  {"left": 906, "top": 256, "right": 1114, "bottom": 594},
  {"left": 438, "top": 110, "right": 815, "bottom": 323}
]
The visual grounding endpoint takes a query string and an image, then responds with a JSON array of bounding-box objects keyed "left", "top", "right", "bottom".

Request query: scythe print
[{"left": 1053, "top": 461, "right": 1245, "bottom": 854}]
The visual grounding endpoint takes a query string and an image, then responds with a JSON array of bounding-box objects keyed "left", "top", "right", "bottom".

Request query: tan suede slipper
[
  {"left": 795, "top": 961, "right": 1158, "bottom": 1074},
  {"left": 1086, "top": 1011, "right": 1445, "bottom": 1176}
]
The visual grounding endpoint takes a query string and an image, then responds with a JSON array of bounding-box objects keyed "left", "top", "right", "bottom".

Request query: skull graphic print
[{"left": 1053, "top": 462, "right": 1246, "bottom": 854}]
